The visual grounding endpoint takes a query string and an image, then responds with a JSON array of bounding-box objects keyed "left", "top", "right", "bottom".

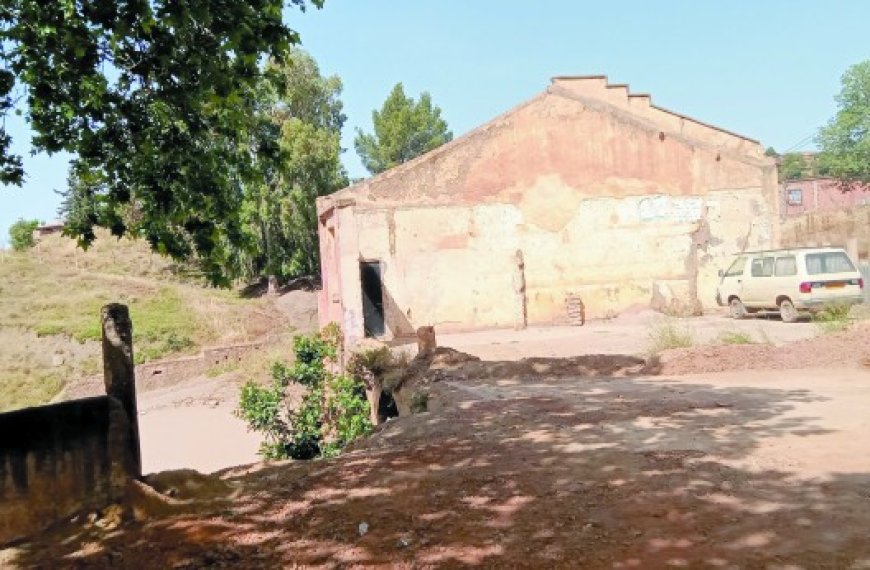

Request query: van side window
[
  {"left": 751, "top": 257, "right": 774, "bottom": 277},
  {"left": 775, "top": 256, "right": 797, "bottom": 276},
  {"left": 724, "top": 256, "right": 746, "bottom": 277},
  {"left": 806, "top": 252, "right": 856, "bottom": 275}
]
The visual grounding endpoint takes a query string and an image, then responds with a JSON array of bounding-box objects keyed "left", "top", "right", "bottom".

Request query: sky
[{"left": 1, "top": 0, "right": 868, "bottom": 246}]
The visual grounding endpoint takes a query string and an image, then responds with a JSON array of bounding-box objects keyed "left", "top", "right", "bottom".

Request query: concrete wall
[
  {"left": 318, "top": 77, "right": 778, "bottom": 345},
  {"left": 0, "top": 396, "right": 137, "bottom": 545},
  {"left": 781, "top": 179, "right": 870, "bottom": 217}
]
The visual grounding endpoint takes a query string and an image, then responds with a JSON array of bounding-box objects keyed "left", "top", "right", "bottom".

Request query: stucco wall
[
  {"left": 780, "top": 204, "right": 870, "bottom": 260},
  {"left": 318, "top": 77, "right": 778, "bottom": 344}
]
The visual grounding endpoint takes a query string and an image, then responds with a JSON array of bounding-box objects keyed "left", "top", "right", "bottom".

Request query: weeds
[
  {"left": 717, "top": 330, "right": 755, "bottom": 345},
  {"left": 646, "top": 320, "right": 694, "bottom": 355},
  {"left": 410, "top": 391, "right": 429, "bottom": 413},
  {"left": 813, "top": 303, "right": 852, "bottom": 334}
]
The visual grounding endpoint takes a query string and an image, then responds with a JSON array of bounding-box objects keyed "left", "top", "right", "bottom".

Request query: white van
[{"left": 716, "top": 247, "right": 864, "bottom": 322}]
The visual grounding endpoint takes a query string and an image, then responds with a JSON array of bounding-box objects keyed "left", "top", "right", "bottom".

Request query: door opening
[{"left": 360, "top": 261, "right": 385, "bottom": 337}]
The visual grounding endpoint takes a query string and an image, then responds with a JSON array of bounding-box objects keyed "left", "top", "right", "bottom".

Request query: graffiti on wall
[{"left": 638, "top": 196, "right": 704, "bottom": 223}]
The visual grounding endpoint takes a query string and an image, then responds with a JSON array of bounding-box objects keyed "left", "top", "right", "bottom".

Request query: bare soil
[
  {"left": 656, "top": 322, "right": 870, "bottom": 375},
  {"left": 5, "top": 329, "right": 870, "bottom": 568}
]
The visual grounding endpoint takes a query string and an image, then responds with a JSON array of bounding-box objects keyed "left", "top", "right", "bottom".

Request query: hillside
[{"left": 0, "top": 232, "right": 315, "bottom": 412}]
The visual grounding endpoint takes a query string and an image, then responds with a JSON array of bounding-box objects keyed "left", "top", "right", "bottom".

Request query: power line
[{"left": 782, "top": 131, "right": 816, "bottom": 153}]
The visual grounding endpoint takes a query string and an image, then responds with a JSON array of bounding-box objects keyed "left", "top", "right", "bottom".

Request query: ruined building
[{"left": 317, "top": 76, "right": 779, "bottom": 345}]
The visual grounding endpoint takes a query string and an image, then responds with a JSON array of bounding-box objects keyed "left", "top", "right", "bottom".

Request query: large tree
[
  {"left": 1, "top": 0, "right": 322, "bottom": 284},
  {"left": 817, "top": 60, "right": 870, "bottom": 188},
  {"left": 354, "top": 83, "right": 452, "bottom": 175},
  {"left": 237, "top": 49, "right": 348, "bottom": 281}
]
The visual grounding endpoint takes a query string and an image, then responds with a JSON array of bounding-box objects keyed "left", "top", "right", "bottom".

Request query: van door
[
  {"left": 743, "top": 256, "right": 775, "bottom": 307},
  {"left": 720, "top": 256, "right": 748, "bottom": 303}
]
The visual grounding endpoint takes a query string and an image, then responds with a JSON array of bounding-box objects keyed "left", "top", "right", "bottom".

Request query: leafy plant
[
  {"left": 237, "top": 325, "right": 372, "bottom": 460},
  {"left": 8, "top": 219, "right": 39, "bottom": 251}
]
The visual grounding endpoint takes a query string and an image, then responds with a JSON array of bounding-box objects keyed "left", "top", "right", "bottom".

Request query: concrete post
[
  {"left": 101, "top": 303, "right": 141, "bottom": 477},
  {"left": 846, "top": 237, "right": 859, "bottom": 263},
  {"left": 512, "top": 249, "right": 528, "bottom": 330}
]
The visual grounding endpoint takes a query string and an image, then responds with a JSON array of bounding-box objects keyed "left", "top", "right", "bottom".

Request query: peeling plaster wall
[{"left": 318, "top": 79, "right": 778, "bottom": 342}]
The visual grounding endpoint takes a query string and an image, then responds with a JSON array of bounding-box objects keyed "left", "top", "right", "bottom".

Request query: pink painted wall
[{"left": 782, "top": 179, "right": 870, "bottom": 217}]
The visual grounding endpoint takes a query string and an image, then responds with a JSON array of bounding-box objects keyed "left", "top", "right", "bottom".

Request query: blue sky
[{"left": 2, "top": 0, "right": 868, "bottom": 245}]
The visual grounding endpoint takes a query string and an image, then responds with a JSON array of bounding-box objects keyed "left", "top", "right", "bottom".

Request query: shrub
[
  {"left": 8, "top": 219, "right": 39, "bottom": 251},
  {"left": 237, "top": 325, "right": 372, "bottom": 460}
]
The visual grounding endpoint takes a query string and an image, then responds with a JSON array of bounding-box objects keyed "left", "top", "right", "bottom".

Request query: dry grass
[
  {"left": 717, "top": 330, "right": 756, "bottom": 345},
  {"left": 0, "top": 232, "right": 286, "bottom": 410},
  {"left": 646, "top": 319, "right": 695, "bottom": 356}
]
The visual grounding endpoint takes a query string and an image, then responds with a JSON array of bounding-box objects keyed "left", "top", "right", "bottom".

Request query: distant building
[
  {"left": 32, "top": 221, "right": 65, "bottom": 239},
  {"left": 317, "top": 76, "right": 778, "bottom": 344},
  {"left": 782, "top": 179, "right": 870, "bottom": 217}
]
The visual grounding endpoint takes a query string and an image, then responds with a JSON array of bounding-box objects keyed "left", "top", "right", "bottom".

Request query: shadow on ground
[{"left": 7, "top": 355, "right": 870, "bottom": 569}]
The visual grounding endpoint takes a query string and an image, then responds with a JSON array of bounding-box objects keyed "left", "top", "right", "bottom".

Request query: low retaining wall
[
  {"left": 0, "top": 397, "right": 137, "bottom": 545},
  {"left": 136, "top": 337, "right": 278, "bottom": 391}
]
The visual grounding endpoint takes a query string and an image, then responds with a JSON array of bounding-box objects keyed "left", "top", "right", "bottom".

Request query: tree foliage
[
  {"left": 236, "top": 50, "right": 348, "bottom": 281},
  {"left": 8, "top": 218, "right": 39, "bottom": 251},
  {"left": 354, "top": 83, "right": 452, "bottom": 175},
  {"left": 817, "top": 60, "right": 870, "bottom": 188},
  {"left": 779, "top": 153, "right": 809, "bottom": 181},
  {"left": 1, "top": 0, "right": 322, "bottom": 284}
]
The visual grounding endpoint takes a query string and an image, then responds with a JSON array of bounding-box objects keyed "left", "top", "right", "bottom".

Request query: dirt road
[{"left": 7, "top": 357, "right": 870, "bottom": 568}]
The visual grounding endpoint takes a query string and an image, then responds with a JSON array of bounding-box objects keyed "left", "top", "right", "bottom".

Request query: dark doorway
[{"left": 360, "top": 261, "right": 385, "bottom": 337}]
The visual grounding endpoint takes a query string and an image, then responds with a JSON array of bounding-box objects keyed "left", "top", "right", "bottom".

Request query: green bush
[
  {"left": 237, "top": 325, "right": 372, "bottom": 460},
  {"left": 8, "top": 219, "right": 39, "bottom": 251}
]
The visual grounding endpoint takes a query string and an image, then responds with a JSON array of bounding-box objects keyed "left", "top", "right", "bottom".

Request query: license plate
[{"left": 826, "top": 282, "right": 845, "bottom": 288}]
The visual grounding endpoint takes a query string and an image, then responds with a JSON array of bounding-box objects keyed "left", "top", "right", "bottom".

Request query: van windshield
[
  {"left": 805, "top": 252, "right": 855, "bottom": 275},
  {"left": 724, "top": 256, "right": 746, "bottom": 277}
]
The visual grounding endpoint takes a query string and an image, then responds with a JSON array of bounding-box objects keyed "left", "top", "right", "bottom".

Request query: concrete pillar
[
  {"left": 846, "top": 237, "right": 859, "bottom": 263},
  {"left": 101, "top": 303, "right": 141, "bottom": 477}
]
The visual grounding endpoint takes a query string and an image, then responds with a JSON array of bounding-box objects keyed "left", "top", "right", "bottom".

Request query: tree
[
  {"left": 779, "top": 153, "right": 809, "bottom": 181},
  {"left": 8, "top": 218, "right": 39, "bottom": 251},
  {"left": 354, "top": 83, "right": 453, "bottom": 175},
  {"left": 234, "top": 49, "right": 348, "bottom": 282},
  {"left": 1, "top": 0, "right": 322, "bottom": 284},
  {"left": 817, "top": 60, "right": 870, "bottom": 188}
]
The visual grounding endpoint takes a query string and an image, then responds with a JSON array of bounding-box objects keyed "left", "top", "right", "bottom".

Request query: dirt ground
[
  {"left": 428, "top": 309, "right": 818, "bottom": 361},
  {"left": 5, "top": 321, "right": 870, "bottom": 568}
]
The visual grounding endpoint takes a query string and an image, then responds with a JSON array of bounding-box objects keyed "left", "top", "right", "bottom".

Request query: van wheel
[
  {"left": 729, "top": 298, "right": 747, "bottom": 319},
  {"left": 779, "top": 299, "right": 799, "bottom": 323}
]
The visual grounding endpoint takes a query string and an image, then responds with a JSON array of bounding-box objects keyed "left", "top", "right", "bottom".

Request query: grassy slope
[{"left": 0, "top": 232, "right": 284, "bottom": 411}]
